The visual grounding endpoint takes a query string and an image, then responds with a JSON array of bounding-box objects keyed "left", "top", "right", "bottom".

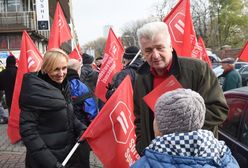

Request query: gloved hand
[{"left": 55, "top": 162, "right": 65, "bottom": 168}]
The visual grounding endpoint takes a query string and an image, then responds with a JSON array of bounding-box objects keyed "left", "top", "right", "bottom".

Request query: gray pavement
[{"left": 0, "top": 123, "right": 103, "bottom": 168}]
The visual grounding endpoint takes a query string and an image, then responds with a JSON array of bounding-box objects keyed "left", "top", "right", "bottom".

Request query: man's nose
[{"left": 152, "top": 49, "right": 160, "bottom": 58}]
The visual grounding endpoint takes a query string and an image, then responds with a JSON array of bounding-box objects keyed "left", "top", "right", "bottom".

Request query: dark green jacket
[
  {"left": 134, "top": 53, "right": 229, "bottom": 155},
  {"left": 222, "top": 69, "right": 242, "bottom": 91}
]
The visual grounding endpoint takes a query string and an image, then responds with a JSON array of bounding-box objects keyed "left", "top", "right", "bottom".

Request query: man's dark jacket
[
  {"left": 105, "top": 57, "right": 143, "bottom": 99},
  {"left": 0, "top": 65, "right": 17, "bottom": 109},
  {"left": 80, "top": 64, "right": 98, "bottom": 92},
  {"left": 19, "top": 72, "right": 86, "bottom": 168},
  {"left": 134, "top": 51, "right": 229, "bottom": 155}
]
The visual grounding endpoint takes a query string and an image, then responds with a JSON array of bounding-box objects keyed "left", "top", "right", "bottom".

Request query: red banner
[
  {"left": 69, "top": 44, "right": 82, "bottom": 62},
  {"left": 143, "top": 75, "right": 182, "bottom": 112},
  {"left": 198, "top": 37, "right": 212, "bottom": 68},
  {"left": 47, "top": 2, "right": 72, "bottom": 50},
  {"left": 163, "top": 0, "right": 200, "bottom": 58},
  {"left": 95, "top": 28, "right": 124, "bottom": 102},
  {"left": 82, "top": 76, "right": 139, "bottom": 168},
  {"left": 7, "top": 31, "right": 43, "bottom": 144},
  {"left": 239, "top": 41, "right": 248, "bottom": 62}
]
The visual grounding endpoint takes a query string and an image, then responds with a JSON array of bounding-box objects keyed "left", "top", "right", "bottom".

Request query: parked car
[
  {"left": 219, "top": 87, "right": 248, "bottom": 168},
  {"left": 238, "top": 65, "right": 248, "bottom": 86},
  {"left": 234, "top": 62, "right": 248, "bottom": 71}
]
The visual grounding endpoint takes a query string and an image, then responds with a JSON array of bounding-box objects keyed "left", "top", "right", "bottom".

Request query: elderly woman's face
[{"left": 47, "top": 57, "right": 68, "bottom": 83}]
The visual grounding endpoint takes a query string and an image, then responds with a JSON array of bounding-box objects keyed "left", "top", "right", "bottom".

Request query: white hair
[{"left": 137, "top": 21, "right": 171, "bottom": 47}]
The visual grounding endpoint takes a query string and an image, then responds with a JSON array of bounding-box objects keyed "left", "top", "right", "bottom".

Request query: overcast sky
[{"left": 72, "top": 0, "right": 162, "bottom": 45}]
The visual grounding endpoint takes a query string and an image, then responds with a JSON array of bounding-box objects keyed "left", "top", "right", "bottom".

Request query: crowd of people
[{"left": 0, "top": 21, "right": 244, "bottom": 167}]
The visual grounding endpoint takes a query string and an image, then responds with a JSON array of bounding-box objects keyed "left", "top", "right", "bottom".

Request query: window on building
[
  {"left": 9, "top": 34, "right": 21, "bottom": 49},
  {"left": 0, "top": 36, "right": 8, "bottom": 49}
]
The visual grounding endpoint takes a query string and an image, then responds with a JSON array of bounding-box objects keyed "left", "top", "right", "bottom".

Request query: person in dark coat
[
  {"left": 80, "top": 53, "right": 98, "bottom": 93},
  {"left": 221, "top": 57, "right": 242, "bottom": 91},
  {"left": 134, "top": 21, "right": 228, "bottom": 155},
  {"left": 0, "top": 56, "right": 17, "bottom": 113},
  {"left": 105, "top": 46, "right": 144, "bottom": 99},
  {"left": 132, "top": 89, "right": 238, "bottom": 168},
  {"left": 19, "top": 49, "right": 87, "bottom": 168}
]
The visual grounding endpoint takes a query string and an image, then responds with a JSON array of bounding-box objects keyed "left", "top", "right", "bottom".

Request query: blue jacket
[
  {"left": 69, "top": 79, "right": 98, "bottom": 120},
  {"left": 131, "top": 149, "right": 239, "bottom": 168},
  {"left": 131, "top": 130, "right": 239, "bottom": 168}
]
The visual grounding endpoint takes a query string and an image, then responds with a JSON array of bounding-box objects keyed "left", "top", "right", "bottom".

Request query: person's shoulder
[{"left": 178, "top": 56, "right": 209, "bottom": 71}]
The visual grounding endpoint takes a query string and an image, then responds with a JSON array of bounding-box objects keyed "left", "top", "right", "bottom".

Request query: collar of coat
[{"left": 147, "top": 129, "right": 228, "bottom": 165}]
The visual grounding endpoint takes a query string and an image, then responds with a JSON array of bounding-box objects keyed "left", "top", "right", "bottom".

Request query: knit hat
[
  {"left": 82, "top": 53, "right": 94, "bottom": 64},
  {"left": 123, "top": 46, "right": 140, "bottom": 60},
  {"left": 154, "top": 88, "right": 206, "bottom": 135},
  {"left": 6, "top": 56, "right": 16, "bottom": 66}
]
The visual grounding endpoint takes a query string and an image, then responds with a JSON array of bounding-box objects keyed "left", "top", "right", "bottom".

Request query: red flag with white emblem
[
  {"left": 47, "top": 2, "right": 72, "bottom": 49},
  {"left": 8, "top": 31, "right": 43, "bottom": 144},
  {"left": 82, "top": 76, "right": 139, "bottom": 168},
  {"left": 163, "top": 0, "right": 200, "bottom": 58},
  {"left": 95, "top": 28, "right": 124, "bottom": 102}
]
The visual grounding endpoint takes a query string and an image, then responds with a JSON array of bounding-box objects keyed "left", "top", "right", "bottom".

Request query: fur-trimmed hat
[
  {"left": 154, "top": 88, "right": 206, "bottom": 135},
  {"left": 82, "top": 53, "right": 94, "bottom": 64},
  {"left": 123, "top": 46, "right": 140, "bottom": 60}
]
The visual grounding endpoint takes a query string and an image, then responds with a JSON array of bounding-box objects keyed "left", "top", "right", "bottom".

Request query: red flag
[
  {"left": 82, "top": 76, "right": 139, "bottom": 168},
  {"left": 69, "top": 44, "right": 82, "bottom": 62},
  {"left": 143, "top": 75, "right": 182, "bottom": 112},
  {"left": 47, "top": 2, "right": 72, "bottom": 49},
  {"left": 163, "top": 0, "right": 199, "bottom": 58},
  {"left": 95, "top": 28, "right": 124, "bottom": 102},
  {"left": 7, "top": 31, "right": 43, "bottom": 144},
  {"left": 239, "top": 41, "right": 248, "bottom": 62},
  {"left": 198, "top": 37, "right": 212, "bottom": 68}
]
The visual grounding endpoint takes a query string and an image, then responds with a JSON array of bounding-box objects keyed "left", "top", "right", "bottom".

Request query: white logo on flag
[
  {"left": 109, "top": 41, "right": 119, "bottom": 61},
  {"left": 169, "top": 12, "right": 185, "bottom": 44},
  {"left": 27, "top": 50, "right": 41, "bottom": 72},
  {"left": 117, "top": 111, "right": 129, "bottom": 135},
  {"left": 58, "top": 15, "right": 64, "bottom": 32},
  {"left": 110, "top": 101, "right": 134, "bottom": 144}
]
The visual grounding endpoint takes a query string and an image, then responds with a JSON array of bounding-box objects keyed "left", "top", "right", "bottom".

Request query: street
[{"left": 0, "top": 124, "right": 103, "bottom": 168}]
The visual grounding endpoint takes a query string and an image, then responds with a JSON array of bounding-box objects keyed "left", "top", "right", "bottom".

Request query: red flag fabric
[
  {"left": 198, "top": 37, "right": 212, "bottom": 68},
  {"left": 69, "top": 44, "right": 82, "bottom": 62},
  {"left": 82, "top": 76, "right": 139, "bottom": 168},
  {"left": 95, "top": 28, "right": 124, "bottom": 102},
  {"left": 163, "top": 0, "right": 200, "bottom": 58},
  {"left": 7, "top": 31, "right": 43, "bottom": 144},
  {"left": 239, "top": 41, "right": 248, "bottom": 62},
  {"left": 143, "top": 75, "right": 182, "bottom": 112},
  {"left": 47, "top": 2, "right": 72, "bottom": 49}
]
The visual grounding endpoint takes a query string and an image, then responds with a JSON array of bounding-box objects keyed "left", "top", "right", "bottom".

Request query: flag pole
[
  {"left": 62, "top": 142, "right": 80, "bottom": 166},
  {"left": 62, "top": 138, "right": 86, "bottom": 166},
  {"left": 129, "top": 50, "right": 141, "bottom": 66}
]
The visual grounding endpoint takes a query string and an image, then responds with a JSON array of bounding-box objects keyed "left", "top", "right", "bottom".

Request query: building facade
[{"left": 0, "top": 0, "right": 73, "bottom": 64}]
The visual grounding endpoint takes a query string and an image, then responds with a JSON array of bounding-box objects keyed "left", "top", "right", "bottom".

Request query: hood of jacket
[{"left": 20, "top": 72, "right": 67, "bottom": 111}]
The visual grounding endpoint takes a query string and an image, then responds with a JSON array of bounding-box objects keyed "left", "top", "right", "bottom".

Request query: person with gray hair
[
  {"left": 131, "top": 88, "right": 239, "bottom": 167},
  {"left": 133, "top": 21, "right": 228, "bottom": 155},
  {"left": 220, "top": 57, "right": 242, "bottom": 91}
]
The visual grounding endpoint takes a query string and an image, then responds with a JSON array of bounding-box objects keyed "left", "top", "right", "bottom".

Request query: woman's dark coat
[{"left": 19, "top": 72, "right": 86, "bottom": 168}]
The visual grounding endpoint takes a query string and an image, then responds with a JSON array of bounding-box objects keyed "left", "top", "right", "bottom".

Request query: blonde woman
[{"left": 20, "top": 48, "right": 86, "bottom": 168}]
